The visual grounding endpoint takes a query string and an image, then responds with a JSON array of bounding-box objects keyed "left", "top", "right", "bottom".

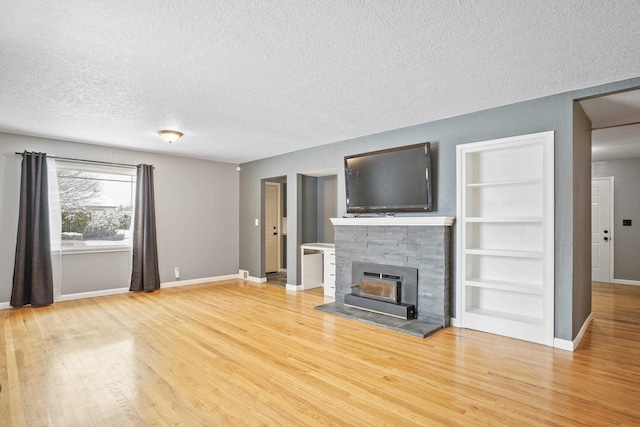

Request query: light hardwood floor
[{"left": 1, "top": 280, "right": 639, "bottom": 426}]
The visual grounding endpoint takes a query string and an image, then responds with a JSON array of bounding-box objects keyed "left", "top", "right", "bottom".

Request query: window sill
[{"left": 61, "top": 245, "right": 132, "bottom": 255}]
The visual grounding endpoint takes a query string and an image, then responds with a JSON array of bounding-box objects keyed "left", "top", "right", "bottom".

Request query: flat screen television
[{"left": 344, "top": 142, "right": 433, "bottom": 214}]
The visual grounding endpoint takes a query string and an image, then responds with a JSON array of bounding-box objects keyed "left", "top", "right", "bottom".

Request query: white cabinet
[
  {"left": 456, "top": 131, "right": 554, "bottom": 346},
  {"left": 299, "top": 243, "right": 335, "bottom": 296},
  {"left": 323, "top": 250, "right": 336, "bottom": 297}
]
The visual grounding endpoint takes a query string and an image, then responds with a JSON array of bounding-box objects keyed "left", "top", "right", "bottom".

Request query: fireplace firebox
[{"left": 344, "top": 262, "right": 418, "bottom": 319}]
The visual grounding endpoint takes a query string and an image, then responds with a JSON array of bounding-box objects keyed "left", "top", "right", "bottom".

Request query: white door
[
  {"left": 592, "top": 177, "right": 612, "bottom": 283},
  {"left": 264, "top": 183, "right": 280, "bottom": 273}
]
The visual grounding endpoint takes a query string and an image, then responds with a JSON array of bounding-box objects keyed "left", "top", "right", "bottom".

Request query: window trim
[
  {"left": 62, "top": 245, "right": 133, "bottom": 255},
  {"left": 56, "top": 160, "right": 136, "bottom": 253}
]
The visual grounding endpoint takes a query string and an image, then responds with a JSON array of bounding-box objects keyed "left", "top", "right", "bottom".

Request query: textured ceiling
[{"left": 1, "top": 1, "right": 640, "bottom": 164}]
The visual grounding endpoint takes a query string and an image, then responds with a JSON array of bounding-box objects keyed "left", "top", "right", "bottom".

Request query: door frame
[
  {"left": 263, "top": 181, "right": 282, "bottom": 274},
  {"left": 592, "top": 176, "right": 614, "bottom": 283}
]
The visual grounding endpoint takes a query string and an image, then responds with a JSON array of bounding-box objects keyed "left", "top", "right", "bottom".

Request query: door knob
[
  {"left": 604, "top": 237, "right": 609, "bottom": 241},
  {"left": 604, "top": 230, "right": 608, "bottom": 234}
]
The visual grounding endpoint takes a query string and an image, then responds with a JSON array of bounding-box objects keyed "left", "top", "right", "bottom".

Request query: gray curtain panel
[
  {"left": 130, "top": 164, "right": 160, "bottom": 292},
  {"left": 11, "top": 151, "right": 54, "bottom": 307}
]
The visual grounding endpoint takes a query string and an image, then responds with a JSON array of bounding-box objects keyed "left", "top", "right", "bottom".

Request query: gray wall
[
  {"left": 299, "top": 174, "right": 337, "bottom": 245},
  {"left": 0, "top": 132, "right": 239, "bottom": 303},
  {"left": 572, "top": 101, "right": 593, "bottom": 334},
  {"left": 238, "top": 77, "right": 640, "bottom": 341},
  {"left": 593, "top": 158, "right": 640, "bottom": 281},
  {"left": 300, "top": 175, "right": 318, "bottom": 244},
  {"left": 317, "top": 175, "right": 338, "bottom": 243}
]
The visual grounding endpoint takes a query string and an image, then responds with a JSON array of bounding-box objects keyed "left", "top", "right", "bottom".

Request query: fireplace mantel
[{"left": 330, "top": 216, "right": 454, "bottom": 227}]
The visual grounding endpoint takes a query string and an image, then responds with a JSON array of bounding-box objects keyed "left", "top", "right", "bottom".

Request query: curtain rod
[{"left": 15, "top": 152, "right": 138, "bottom": 169}]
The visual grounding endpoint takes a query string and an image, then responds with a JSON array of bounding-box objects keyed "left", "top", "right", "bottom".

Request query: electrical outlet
[{"left": 174, "top": 267, "right": 181, "bottom": 280}]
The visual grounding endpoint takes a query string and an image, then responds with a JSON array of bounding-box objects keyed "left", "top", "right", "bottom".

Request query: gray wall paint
[
  {"left": 238, "top": 77, "right": 640, "bottom": 341},
  {"left": 300, "top": 175, "right": 318, "bottom": 244},
  {"left": 62, "top": 250, "right": 130, "bottom": 294},
  {"left": 0, "top": 132, "right": 239, "bottom": 303},
  {"left": 572, "top": 102, "right": 593, "bottom": 335},
  {"left": 317, "top": 175, "right": 337, "bottom": 243},
  {"left": 593, "top": 158, "right": 640, "bottom": 281},
  {"left": 299, "top": 174, "right": 337, "bottom": 245}
]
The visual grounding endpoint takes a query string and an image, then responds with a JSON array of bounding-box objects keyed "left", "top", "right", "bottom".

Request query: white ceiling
[{"left": 1, "top": 1, "right": 640, "bottom": 164}]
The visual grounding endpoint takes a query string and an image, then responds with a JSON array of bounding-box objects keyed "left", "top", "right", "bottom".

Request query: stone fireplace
[{"left": 316, "top": 217, "right": 454, "bottom": 337}]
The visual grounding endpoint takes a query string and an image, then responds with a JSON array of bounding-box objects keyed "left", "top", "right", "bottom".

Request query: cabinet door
[{"left": 456, "top": 131, "right": 554, "bottom": 346}]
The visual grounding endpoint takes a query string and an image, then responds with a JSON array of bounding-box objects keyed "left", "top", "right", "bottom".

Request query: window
[{"left": 56, "top": 162, "right": 136, "bottom": 249}]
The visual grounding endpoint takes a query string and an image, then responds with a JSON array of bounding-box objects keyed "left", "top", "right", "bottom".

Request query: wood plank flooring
[{"left": 1, "top": 280, "right": 639, "bottom": 426}]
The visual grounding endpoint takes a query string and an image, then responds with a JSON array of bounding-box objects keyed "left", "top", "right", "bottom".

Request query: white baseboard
[
  {"left": 0, "top": 275, "right": 242, "bottom": 308},
  {"left": 553, "top": 312, "right": 593, "bottom": 351},
  {"left": 238, "top": 269, "right": 267, "bottom": 283},
  {"left": 59, "top": 287, "right": 130, "bottom": 302},
  {"left": 161, "top": 274, "right": 239, "bottom": 288},
  {"left": 449, "top": 315, "right": 592, "bottom": 351},
  {"left": 286, "top": 284, "right": 302, "bottom": 292},
  {"left": 611, "top": 278, "right": 640, "bottom": 286}
]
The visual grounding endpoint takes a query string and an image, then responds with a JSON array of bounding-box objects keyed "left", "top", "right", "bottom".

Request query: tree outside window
[{"left": 56, "top": 165, "right": 135, "bottom": 248}]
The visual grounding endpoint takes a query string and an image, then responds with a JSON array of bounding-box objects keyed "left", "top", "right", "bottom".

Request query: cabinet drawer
[{"left": 323, "top": 266, "right": 335, "bottom": 279}]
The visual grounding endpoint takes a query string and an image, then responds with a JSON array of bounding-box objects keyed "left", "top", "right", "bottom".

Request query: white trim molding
[
  {"left": 553, "top": 312, "right": 594, "bottom": 351},
  {"left": 0, "top": 275, "right": 243, "bottom": 309},
  {"left": 330, "top": 216, "right": 455, "bottom": 227},
  {"left": 162, "top": 274, "right": 240, "bottom": 288},
  {"left": 238, "top": 269, "right": 267, "bottom": 283},
  {"left": 611, "top": 278, "right": 640, "bottom": 287},
  {"left": 59, "top": 287, "right": 130, "bottom": 302}
]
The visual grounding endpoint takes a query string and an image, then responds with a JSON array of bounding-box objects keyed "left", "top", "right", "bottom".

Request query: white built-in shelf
[
  {"left": 464, "top": 216, "right": 543, "bottom": 223},
  {"left": 466, "top": 178, "right": 543, "bottom": 188},
  {"left": 465, "top": 277, "right": 543, "bottom": 295},
  {"left": 465, "top": 248, "right": 543, "bottom": 259},
  {"left": 457, "top": 131, "right": 554, "bottom": 347},
  {"left": 464, "top": 308, "right": 544, "bottom": 326}
]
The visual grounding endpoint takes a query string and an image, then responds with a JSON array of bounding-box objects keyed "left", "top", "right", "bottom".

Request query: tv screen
[{"left": 345, "top": 142, "right": 432, "bottom": 214}]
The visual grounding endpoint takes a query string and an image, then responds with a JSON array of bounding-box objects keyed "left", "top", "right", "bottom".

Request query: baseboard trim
[
  {"left": 554, "top": 312, "right": 593, "bottom": 351},
  {"left": 449, "top": 317, "right": 461, "bottom": 327},
  {"left": 161, "top": 274, "right": 239, "bottom": 288},
  {"left": 0, "top": 275, "right": 241, "bottom": 307},
  {"left": 59, "top": 287, "right": 131, "bottom": 302},
  {"left": 286, "top": 284, "right": 302, "bottom": 292},
  {"left": 611, "top": 278, "right": 640, "bottom": 286}
]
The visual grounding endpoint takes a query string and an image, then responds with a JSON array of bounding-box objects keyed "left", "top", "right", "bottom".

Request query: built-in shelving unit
[{"left": 456, "top": 131, "right": 554, "bottom": 346}]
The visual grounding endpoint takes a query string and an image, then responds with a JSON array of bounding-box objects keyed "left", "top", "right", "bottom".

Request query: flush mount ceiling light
[{"left": 158, "top": 130, "right": 183, "bottom": 143}]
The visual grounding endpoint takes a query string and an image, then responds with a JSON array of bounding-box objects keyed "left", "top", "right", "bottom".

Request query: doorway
[
  {"left": 580, "top": 87, "right": 640, "bottom": 287},
  {"left": 264, "top": 182, "right": 280, "bottom": 274},
  {"left": 263, "top": 177, "right": 287, "bottom": 285}
]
